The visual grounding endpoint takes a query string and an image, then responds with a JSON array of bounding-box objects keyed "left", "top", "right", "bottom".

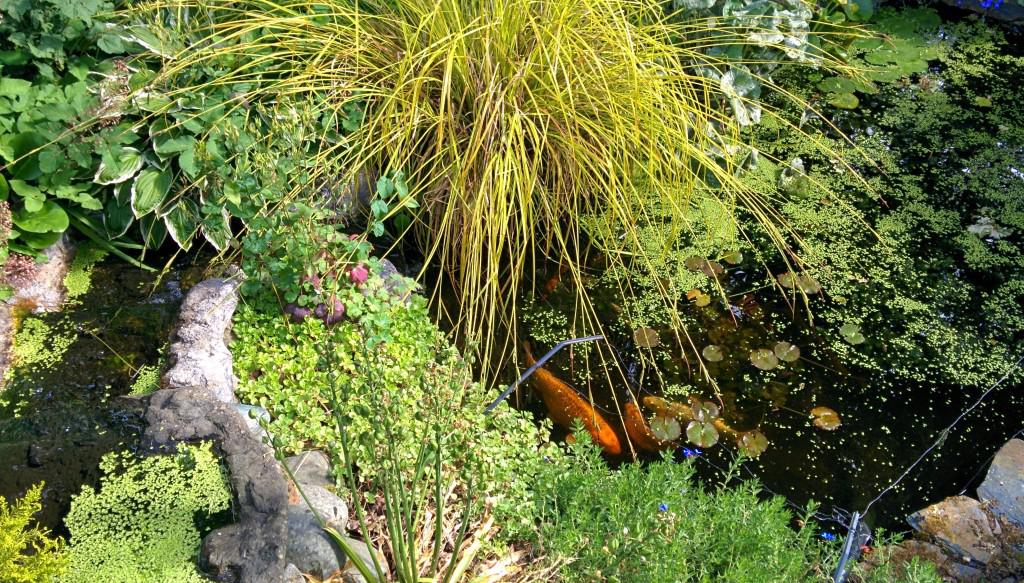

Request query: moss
[
  {"left": 62, "top": 246, "right": 107, "bottom": 306},
  {"left": 62, "top": 442, "right": 231, "bottom": 583},
  {"left": 0, "top": 483, "right": 68, "bottom": 583}
]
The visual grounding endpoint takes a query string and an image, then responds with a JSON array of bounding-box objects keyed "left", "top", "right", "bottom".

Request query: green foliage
[
  {"left": 63, "top": 244, "right": 107, "bottom": 305},
  {"left": 233, "top": 283, "right": 559, "bottom": 540},
  {"left": 128, "top": 362, "right": 161, "bottom": 396},
  {"left": 62, "top": 442, "right": 231, "bottom": 583},
  {"left": 740, "top": 12, "right": 1024, "bottom": 386},
  {"left": 0, "top": 483, "right": 68, "bottom": 583},
  {"left": 0, "top": 0, "right": 117, "bottom": 79},
  {"left": 9, "top": 318, "right": 75, "bottom": 373},
  {"left": 531, "top": 438, "right": 827, "bottom": 582}
]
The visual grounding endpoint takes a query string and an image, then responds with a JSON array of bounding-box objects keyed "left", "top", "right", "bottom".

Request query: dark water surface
[{"left": 0, "top": 254, "right": 197, "bottom": 534}]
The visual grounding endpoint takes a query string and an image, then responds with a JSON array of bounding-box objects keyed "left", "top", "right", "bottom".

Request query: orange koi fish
[
  {"left": 623, "top": 401, "right": 670, "bottom": 453},
  {"left": 524, "top": 342, "right": 623, "bottom": 455}
]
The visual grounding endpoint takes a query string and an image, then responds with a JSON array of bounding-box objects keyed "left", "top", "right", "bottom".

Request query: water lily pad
[
  {"left": 650, "top": 415, "right": 682, "bottom": 441},
  {"left": 750, "top": 348, "right": 779, "bottom": 371},
  {"left": 701, "top": 260, "right": 724, "bottom": 278},
  {"left": 777, "top": 272, "right": 797, "bottom": 289},
  {"left": 691, "top": 400, "right": 719, "bottom": 422},
  {"left": 686, "top": 421, "right": 720, "bottom": 447},
  {"left": 684, "top": 256, "right": 705, "bottom": 271},
  {"left": 634, "top": 327, "right": 661, "bottom": 349},
  {"left": 796, "top": 274, "right": 821, "bottom": 294},
  {"left": 702, "top": 344, "right": 724, "bottom": 362},
  {"left": 839, "top": 323, "right": 865, "bottom": 345},
  {"left": 687, "top": 289, "right": 712, "bottom": 307},
  {"left": 738, "top": 430, "right": 769, "bottom": 457},
  {"left": 773, "top": 341, "right": 801, "bottom": 363},
  {"left": 827, "top": 92, "right": 859, "bottom": 110},
  {"left": 810, "top": 406, "right": 842, "bottom": 431},
  {"left": 722, "top": 250, "right": 743, "bottom": 265}
]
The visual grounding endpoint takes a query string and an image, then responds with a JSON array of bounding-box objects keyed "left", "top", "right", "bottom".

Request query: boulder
[
  {"left": 141, "top": 387, "right": 289, "bottom": 583},
  {"left": 286, "top": 506, "right": 345, "bottom": 580},
  {"left": 978, "top": 439, "right": 1024, "bottom": 529},
  {"left": 284, "top": 450, "right": 333, "bottom": 489},
  {"left": 163, "top": 276, "right": 241, "bottom": 403},
  {"left": 908, "top": 495, "right": 1001, "bottom": 565},
  {"left": 290, "top": 484, "right": 349, "bottom": 532},
  {"left": 340, "top": 537, "right": 389, "bottom": 583},
  {"left": 284, "top": 563, "right": 305, "bottom": 583},
  {"left": 234, "top": 403, "right": 271, "bottom": 441}
]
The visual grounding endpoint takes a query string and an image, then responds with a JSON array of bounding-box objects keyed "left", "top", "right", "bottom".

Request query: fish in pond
[
  {"left": 524, "top": 342, "right": 622, "bottom": 455},
  {"left": 623, "top": 400, "right": 672, "bottom": 453}
]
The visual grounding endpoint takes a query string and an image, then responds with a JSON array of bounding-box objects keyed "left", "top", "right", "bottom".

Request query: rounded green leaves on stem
[{"left": 13, "top": 201, "right": 69, "bottom": 234}]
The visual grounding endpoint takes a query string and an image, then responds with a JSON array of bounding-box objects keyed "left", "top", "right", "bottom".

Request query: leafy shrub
[
  {"left": 0, "top": 483, "right": 68, "bottom": 583},
  {"left": 62, "top": 442, "right": 232, "bottom": 583},
  {"left": 531, "top": 439, "right": 828, "bottom": 582}
]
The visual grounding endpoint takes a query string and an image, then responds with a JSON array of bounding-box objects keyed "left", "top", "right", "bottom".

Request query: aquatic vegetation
[
  {"left": 774, "top": 341, "right": 801, "bottom": 362},
  {"left": 63, "top": 246, "right": 108, "bottom": 306},
  {"left": 623, "top": 401, "right": 671, "bottom": 452},
  {"left": 128, "top": 363, "right": 161, "bottom": 396},
  {"left": 750, "top": 348, "right": 780, "bottom": 371},
  {"left": 633, "top": 327, "right": 661, "bottom": 349},
  {"left": 810, "top": 407, "right": 842, "bottom": 431},
  {"left": 649, "top": 415, "right": 683, "bottom": 443},
  {"left": 9, "top": 318, "right": 75, "bottom": 373},
  {"left": 0, "top": 483, "right": 67, "bottom": 583},
  {"left": 738, "top": 430, "right": 770, "bottom": 457},
  {"left": 62, "top": 442, "right": 231, "bottom": 583},
  {"left": 702, "top": 344, "right": 725, "bottom": 362}
]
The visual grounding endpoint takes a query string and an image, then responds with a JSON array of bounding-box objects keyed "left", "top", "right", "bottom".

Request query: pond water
[
  {"left": 0, "top": 252, "right": 198, "bottom": 534},
  {"left": 513, "top": 262, "right": 1023, "bottom": 533}
]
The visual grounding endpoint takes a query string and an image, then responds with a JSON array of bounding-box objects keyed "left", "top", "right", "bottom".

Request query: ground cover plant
[{"left": 0, "top": 483, "right": 67, "bottom": 583}]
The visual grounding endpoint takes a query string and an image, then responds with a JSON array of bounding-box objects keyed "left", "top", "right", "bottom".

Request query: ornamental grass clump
[{"left": 133, "top": 0, "right": 852, "bottom": 372}]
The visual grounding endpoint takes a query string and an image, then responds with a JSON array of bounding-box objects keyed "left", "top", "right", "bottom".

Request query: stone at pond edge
[
  {"left": 287, "top": 506, "right": 388, "bottom": 581},
  {"left": 163, "top": 276, "right": 241, "bottom": 403},
  {"left": 341, "top": 536, "right": 390, "bottom": 583},
  {"left": 907, "top": 495, "right": 1001, "bottom": 565},
  {"left": 284, "top": 563, "right": 305, "bottom": 583},
  {"left": 140, "top": 387, "right": 288, "bottom": 583},
  {"left": 290, "top": 484, "right": 349, "bottom": 533},
  {"left": 234, "top": 404, "right": 270, "bottom": 440},
  {"left": 977, "top": 438, "right": 1024, "bottom": 529},
  {"left": 285, "top": 450, "right": 333, "bottom": 489}
]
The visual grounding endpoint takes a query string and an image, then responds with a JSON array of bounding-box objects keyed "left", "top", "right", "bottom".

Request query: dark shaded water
[
  {"left": 514, "top": 263, "right": 1022, "bottom": 534},
  {"left": 0, "top": 252, "right": 196, "bottom": 534}
]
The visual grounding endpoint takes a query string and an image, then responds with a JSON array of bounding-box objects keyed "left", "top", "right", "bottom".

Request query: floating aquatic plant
[
  {"left": 721, "top": 250, "right": 743, "bottom": 265},
  {"left": 687, "top": 289, "right": 712, "bottom": 307},
  {"left": 684, "top": 256, "right": 723, "bottom": 278},
  {"left": 839, "top": 323, "right": 865, "bottom": 345},
  {"left": 776, "top": 271, "right": 820, "bottom": 294},
  {"left": 633, "top": 326, "right": 661, "bottom": 349},
  {"left": 686, "top": 420, "right": 720, "bottom": 447},
  {"left": 750, "top": 348, "right": 779, "bottom": 370},
  {"left": 773, "top": 341, "right": 800, "bottom": 363},
  {"left": 738, "top": 430, "right": 769, "bottom": 457},
  {"left": 650, "top": 415, "right": 682, "bottom": 441},
  {"left": 691, "top": 400, "right": 719, "bottom": 422},
  {"left": 702, "top": 344, "right": 724, "bottom": 362},
  {"left": 810, "top": 406, "right": 842, "bottom": 431}
]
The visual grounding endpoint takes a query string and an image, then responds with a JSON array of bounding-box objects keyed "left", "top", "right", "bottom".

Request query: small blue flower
[
  {"left": 658, "top": 503, "right": 669, "bottom": 512},
  {"left": 820, "top": 532, "right": 837, "bottom": 541},
  {"left": 681, "top": 447, "right": 702, "bottom": 458}
]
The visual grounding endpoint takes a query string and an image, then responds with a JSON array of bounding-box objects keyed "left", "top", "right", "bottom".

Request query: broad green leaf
[
  {"left": 817, "top": 77, "right": 857, "bottom": 93},
  {"left": 9, "top": 179, "right": 45, "bottom": 212},
  {"left": 0, "top": 174, "right": 7, "bottom": 200},
  {"left": 0, "top": 78, "right": 31, "bottom": 97},
  {"left": 20, "top": 230, "right": 62, "bottom": 250},
  {"left": 163, "top": 199, "right": 199, "bottom": 250},
  {"left": 13, "top": 201, "right": 69, "bottom": 233},
  {"left": 54, "top": 184, "right": 103, "bottom": 211},
  {"left": 131, "top": 168, "right": 173, "bottom": 217},
  {"left": 827, "top": 92, "right": 859, "bottom": 109},
  {"left": 2, "top": 132, "right": 46, "bottom": 180},
  {"left": 104, "top": 197, "right": 134, "bottom": 239},
  {"left": 139, "top": 213, "right": 168, "bottom": 249},
  {"left": 202, "top": 209, "right": 233, "bottom": 251},
  {"left": 686, "top": 421, "right": 719, "bottom": 447},
  {"left": 94, "top": 147, "right": 144, "bottom": 185}
]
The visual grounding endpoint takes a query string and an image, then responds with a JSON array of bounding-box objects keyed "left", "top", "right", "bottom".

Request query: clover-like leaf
[
  {"left": 773, "top": 341, "right": 801, "bottom": 363},
  {"left": 810, "top": 406, "right": 842, "bottom": 431},
  {"left": 691, "top": 400, "right": 720, "bottom": 423},
  {"left": 686, "top": 420, "right": 720, "bottom": 447},
  {"left": 702, "top": 344, "right": 724, "bottom": 362},
  {"left": 634, "top": 327, "right": 661, "bottom": 349},
  {"left": 750, "top": 348, "right": 779, "bottom": 371},
  {"left": 650, "top": 415, "right": 682, "bottom": 441},
  {"left": 839, "top": 323, "right": 865, "bottom": 345},
  {"left": 738, "top": 430, "right": 769, "bottom": 457}
]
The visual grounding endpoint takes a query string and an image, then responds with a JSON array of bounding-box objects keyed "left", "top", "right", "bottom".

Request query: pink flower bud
[{"left": 349, "top": 264, "right": 369, "bottom": 285}]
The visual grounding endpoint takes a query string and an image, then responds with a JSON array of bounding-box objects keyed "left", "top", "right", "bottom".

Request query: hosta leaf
[
  {"left": 202, "top": 208, "right": 233, "bottom": 251},
  {"left": 104, "top": 197, "right": 134, "bottom": 240},
  {"left": 164, "top": 199, "right": 199, "bottom": 250},
  {"left": 131, "top": 168, "right": 173, "bottom": 218},
  {"left": 94, "top": 147, "right": 144, "bottom": 185},
  {"left": 139, "top": 213, "right": 167, "bottom": 249}
]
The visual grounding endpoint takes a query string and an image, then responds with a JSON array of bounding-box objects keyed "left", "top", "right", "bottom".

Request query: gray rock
[
  {"left": 286, "top": 506, "right": 345, "bottom": 580},
  {"left": 163, "top": 276, "right": 241, "bottom": 403},
  {"left": 340, "top": 537, "right": 388, "bottom": 583},
  {"left": 285, "top": 451, "right": 333, "bottom": 489},
  {"left": 284, "top": 563, "right": 306, "bottom": 583},
  {"left": 978, "top": 439, "right": 1024, "bottom": 529},
  {"left": 141, "top": 387, "right": 288, "bottom": 583},
  {"left": 291, "top": 484, "right": 348, "bottom": 532},
  {"left": 908, "top": 495, "right": 1001, "bottom": 565}
]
